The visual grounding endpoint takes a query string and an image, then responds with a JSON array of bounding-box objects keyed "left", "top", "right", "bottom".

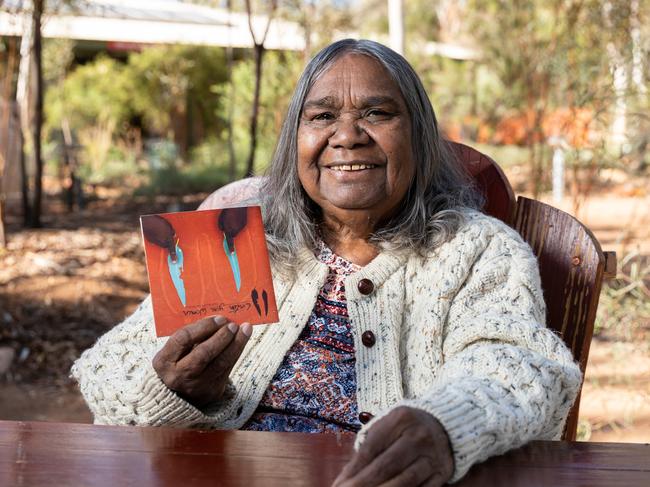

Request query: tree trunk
[
  {"left": 61, "top": 118, "right": 78, "bottom": 211},
  {"left": 243, "top": 0, "right": 277, "bottom": 178},
  {"left": 245, "top": 43, "right": 264, "bottom": 178},
  {"left": 0, "top": 38, "right": 19, "bottom": 247},
  {"left": 16, "top": 0, "right": 34, "bottom": 226},
  {"left": 19, "top": 136, "right": 31, "bottom": 224},
  {"left": 226, "top": 0, "right": 237, "bottom": 181},
  {"left": 29, "top": 0, "right": 44, "bottom": 228}
]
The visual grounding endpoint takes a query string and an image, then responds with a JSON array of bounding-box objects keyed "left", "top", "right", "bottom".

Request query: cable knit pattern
[{"left": 71, "top": 210, "right": 582, "bottom": 482}]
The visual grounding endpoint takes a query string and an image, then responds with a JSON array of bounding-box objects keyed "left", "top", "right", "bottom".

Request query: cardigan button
[
  {"left": 357, "top": 278, "right": 374, "bottom": 295},
  {"left": 358, "top": 411, "right": 374, "bottom": 424},
  {"left": 361, "top": 330, "right": 376, "bottom": 347}
]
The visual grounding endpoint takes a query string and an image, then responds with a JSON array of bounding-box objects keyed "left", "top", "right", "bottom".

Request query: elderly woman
[{"left": 72, "top": 39, "right": 581, "bottom": 485}]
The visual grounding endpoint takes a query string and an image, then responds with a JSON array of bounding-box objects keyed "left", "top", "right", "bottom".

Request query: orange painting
[{"left": 140, "top": 206, "right": 278, "bottom": 337}]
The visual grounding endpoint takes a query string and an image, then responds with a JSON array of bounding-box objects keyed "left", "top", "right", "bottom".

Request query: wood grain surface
[
  {"left": 514, "top": 196, "right": 607, "bottom": 441},
  {"left": 1, "top": 421, "right": 649, "bottom": 486}
]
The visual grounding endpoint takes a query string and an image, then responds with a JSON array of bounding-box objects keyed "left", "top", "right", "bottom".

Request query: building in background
[{"left": 0, "top": 0, "right": 304, "bottom": 55}]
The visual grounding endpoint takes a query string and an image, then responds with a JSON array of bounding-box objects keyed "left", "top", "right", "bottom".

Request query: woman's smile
[{"left": 328, "top": 163, "right": 379, "bottom": 172}]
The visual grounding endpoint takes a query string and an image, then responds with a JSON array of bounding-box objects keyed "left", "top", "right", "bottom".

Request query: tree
[
  {"left": 30, "top": 0, "right": 44, "bottom": 227},
  {"left": 11, "top": 0, "right": 77, "bottom": 227},
  {"left": 127, "top": 45, "right": 228, "bottom": 157},
  {"left": 225, "top": 0, "right": 237, "bottom": 181},
  {"left": 216, "top": 50, "right": 303, "bottom": 173},
  {"left": 244, "top": 0, "right": 278, "bottom": 177},
  {"left": 459, "top": 0, "right": 645, "bottom": 196},
  {"left": 15, "top": 0, "right": 44, "bottom": 227},
  {"left": 281, "top": 0, "right": 354, "bottom": 59}
]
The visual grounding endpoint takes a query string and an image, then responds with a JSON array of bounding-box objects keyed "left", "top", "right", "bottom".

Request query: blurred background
[{"left": 0, "top": 0, "right": 648, "bottom": 443}]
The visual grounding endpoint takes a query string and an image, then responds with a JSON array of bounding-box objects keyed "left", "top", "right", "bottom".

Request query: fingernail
[
  {"left": 241, "top": 323, "right": 253, "bottom": 337},
  {"left": 227, "top": 323, "right": 238, "bottom": 334},
  {"left": 213, "top": 316, "right": 227, "bottom": 325}
]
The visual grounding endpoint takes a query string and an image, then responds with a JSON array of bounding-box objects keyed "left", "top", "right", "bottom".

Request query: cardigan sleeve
[
  {"left": 70, "top": 296, "right": 238, "bottom": 427},
  {"left": 358, "top": 222, "right": 583, "bottom": 482}
]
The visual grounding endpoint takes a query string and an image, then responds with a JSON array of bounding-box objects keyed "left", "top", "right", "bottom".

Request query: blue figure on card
[
  {"left": 218, "top": 207, "right": 248, "bottom": 292},
  {"left": 142, "top": 215, "right": 187, "bottom": 306}
]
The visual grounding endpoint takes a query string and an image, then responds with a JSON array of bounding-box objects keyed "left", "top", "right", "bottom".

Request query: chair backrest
[
  {"left": 447, "top": 141, "right": 516, "bottom": 225},
  {"left": 450, "top": 140, "right": 609, "bottom": 441}
]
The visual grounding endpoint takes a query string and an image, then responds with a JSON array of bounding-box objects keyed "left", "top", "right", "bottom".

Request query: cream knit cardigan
[{"left": 71, "top": 210, "right": 582, "bottom": 482}]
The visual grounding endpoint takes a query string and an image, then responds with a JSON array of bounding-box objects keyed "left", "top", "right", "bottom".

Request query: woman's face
[{"left": 297, "top": 53, "right": 415, "bottom": 224}]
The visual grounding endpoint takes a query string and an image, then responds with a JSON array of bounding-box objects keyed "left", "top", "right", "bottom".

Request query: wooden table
[{"left": 0, "top": 420, "right": 648, "bottom": 486}]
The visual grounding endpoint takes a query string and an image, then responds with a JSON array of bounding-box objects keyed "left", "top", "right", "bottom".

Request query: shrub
[{"left": 595, "top": 251, "right": 650, "bottom": 339}]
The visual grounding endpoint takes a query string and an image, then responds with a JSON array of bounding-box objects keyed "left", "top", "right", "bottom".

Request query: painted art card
[{"left": 140, "top": 206, "right": 278, "bottom": 337}]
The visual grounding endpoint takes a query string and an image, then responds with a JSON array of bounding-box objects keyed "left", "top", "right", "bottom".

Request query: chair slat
[{"left": 513, "top": 196, "right": 606, "bottom": 440}]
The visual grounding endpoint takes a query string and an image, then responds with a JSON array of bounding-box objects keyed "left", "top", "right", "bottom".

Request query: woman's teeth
[{"left": 331, "top": 164, "right": 376, "bottom": 171}]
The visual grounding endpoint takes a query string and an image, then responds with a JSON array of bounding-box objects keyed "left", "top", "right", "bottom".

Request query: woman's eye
[
  {"left": 365, "top": 109, "right": 390, "bottom": 120},
  {"left": 313, "top": 112, "right": 335, "bottom": 121}
]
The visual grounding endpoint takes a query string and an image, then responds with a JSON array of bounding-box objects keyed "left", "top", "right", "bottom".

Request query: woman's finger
[
  {"left": 420, "top": 471, "right": 447, "bottom": 487},
  {"left": 206, "top": 323, "right": 253, "bottom": 376},
  {"left": 334, "top": 434, "right": 417, "bottom": 487},
  {"left": 176, "top": 321, "right": 238, "bottom": 373},
  {"left": 336, "top": 407, "right": 413, "bottom": 481},
  {"left": 155, "top": 316, "right": 229, "bottom": 364},
  {"left": 378, "top": 456, "right": 437, "bottom": 487}
]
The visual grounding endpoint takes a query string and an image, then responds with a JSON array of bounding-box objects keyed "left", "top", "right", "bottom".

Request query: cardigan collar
[{"left": 293, "top": 244, "right": 409, "bottom": 299}]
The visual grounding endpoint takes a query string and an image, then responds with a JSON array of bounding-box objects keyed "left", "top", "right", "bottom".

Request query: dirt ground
[
  {"left": 0, "top": 193, "right": 204, "bottom": 423},
  {"left": 0, "top": 185, "right": 649, "bottom": 445}
]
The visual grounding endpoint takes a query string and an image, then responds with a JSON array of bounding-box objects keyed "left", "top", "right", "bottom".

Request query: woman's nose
[{"left": 328, "top": 117, "right": 370, "bottom": 149}]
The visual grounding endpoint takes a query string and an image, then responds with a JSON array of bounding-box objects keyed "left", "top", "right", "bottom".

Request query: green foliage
[
  {"left": 44, "top": 55, "right": 137, "bottom": 183},
  {"left": 137, "top": 163, "right": 230, "bottom": 197},
  {"left": 418, "top": 56, "right": 476, "bottom": 123},
  {"left": 214, "top": 50, "right": 303, "bottom": 176},
  {"left": 43, "top": 44, "right": 233, "bottom": 190},
  {"left": 40, "top": 9, "right": 310, "bottom": 192},
  {"left": 79, "top": 145, "right": 141, "bottom": 186},
  {"left": 127, "top": 45, "right": 228, "bottom": 140},
  {"left": 42, "top": 38, "right": 75, "bottom": 85},
  {"left": 135, "top": 136, "right": 232, "bottom": 196},
  {"left": 45, "top": 44, "right": 229, "bottom": 143},
  {"left": 45, "top": 55, "right": 134, "bottom": 134},
  {"left": 39, "top": 0, "right": 649, "bottom": 196}
]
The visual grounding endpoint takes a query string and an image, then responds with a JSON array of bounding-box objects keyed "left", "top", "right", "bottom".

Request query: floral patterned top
[{"left": 241, "top": 240, "right": 362, "bottom": 434}]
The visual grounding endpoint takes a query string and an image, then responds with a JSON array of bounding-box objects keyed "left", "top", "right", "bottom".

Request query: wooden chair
[{"left": 450, "top": 141, "right": 617, "bottom": 441}]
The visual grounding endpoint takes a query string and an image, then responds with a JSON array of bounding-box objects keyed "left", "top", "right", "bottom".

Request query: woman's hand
[
  {"left": 334, "top": 406, "right": 454, "bottom": 487},
  {"left": 152, "top": 316, "right": 252, "bottom": 409}
]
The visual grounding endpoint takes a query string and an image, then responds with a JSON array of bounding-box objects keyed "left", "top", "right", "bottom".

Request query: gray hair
[{"left": 260, "top": 38, "right": 480, "bottom": 266}]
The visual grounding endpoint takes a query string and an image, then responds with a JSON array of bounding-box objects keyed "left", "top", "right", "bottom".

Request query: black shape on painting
[
  {"left": 142, "top": 215, "right": 178, "bottom": 261},
  {"left": 262, "top": 290, "right": 268, "bottom": 316},
  {"left": 251, "top": 288, "right": 262, "bottom": 316},
  {"left": 218, "top": 207, "right": 248, "bottom": 253}
]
